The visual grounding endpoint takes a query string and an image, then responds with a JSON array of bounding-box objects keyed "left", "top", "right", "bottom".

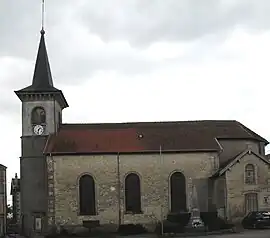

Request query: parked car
[{"left": 242, "top": 211, "right": 270, "bottom": 229}]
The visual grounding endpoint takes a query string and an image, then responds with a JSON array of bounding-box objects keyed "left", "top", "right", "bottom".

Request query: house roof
[
  {"left": 212, "top": 149, "right": 270, "bottom": 178},
  {"left": 0, "top": 164, "right": 7, "bottom": 169},
  {"left": 44, "top": 120, "right": 268, "bottom": 155}
]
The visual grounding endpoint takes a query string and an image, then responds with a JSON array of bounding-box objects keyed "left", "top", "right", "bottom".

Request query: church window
[
  {"left": 170, "top": 171, "right": 187, "bottom": 212},
  {"left": 125, "top": 173, "right": 141, "bottom": 213},
  {"left": 245, "top": 164, "right": 255, "bottom": 184},
  {"left": 31, "top": 107, "right": 46, "bottom": 125},
  {"left": 79, "top": 174, "right": 96, "bottom": 215}
]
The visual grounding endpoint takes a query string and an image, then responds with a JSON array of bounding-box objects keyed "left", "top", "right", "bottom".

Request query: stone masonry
[
  {"left": 225, "top": 152, "right": 270, "bottom": 222},
  {"left": 50, "top": 152, "right": 218, "bottom": 231}
]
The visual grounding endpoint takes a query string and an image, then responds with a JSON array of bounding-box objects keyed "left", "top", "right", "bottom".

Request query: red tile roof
[{"left": 44, "top": 120, "right": 268, "bottom": 155}]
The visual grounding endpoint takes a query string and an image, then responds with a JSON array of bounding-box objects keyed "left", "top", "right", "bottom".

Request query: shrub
[
  {"left": 200, "top": 212, "right": 234, "bottom": 231},
  {"left": 167, "top": 211, "right": 191, "bottom": 226},
  {"left": 117, "top": 224, "right": 147, "bottom": 235},
  {"left": 155, "top": 220, "right": 185, "bottom": 234}
]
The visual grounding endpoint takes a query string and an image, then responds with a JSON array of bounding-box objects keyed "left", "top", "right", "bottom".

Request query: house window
[
  {"left": 125, "top": 173, "right": 141, "bottom": 213},
  {"left": 170, "top": 172, "right": 187, "bottom": 212},
  {"left": 31, "top": 107, "right": 46, "bottom": 125},
  {"left": 79, "top": 175, "right": 96, "bottom": 215},
  {"left": 245, "top": 193, "right": 258, "bottom": 214},
  {"left": 245, "top": 164, "right": 255, "bottom": 184}
]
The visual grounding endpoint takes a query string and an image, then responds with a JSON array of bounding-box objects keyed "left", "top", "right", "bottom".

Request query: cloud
[
  {"left": 58, "top": 27, "right": 270, "bottom": 145},
  {"left": 0, "top": 0, "right": 82, "bottom": 58},
  {"left": 3, "top": 0, "right": 270, "bottom": 88},
  {"left": 1, "top": 0, "right": 270, "bottom": 203},
  {"left": 79, "top": 0, "right": 270, "bottom": 46}
]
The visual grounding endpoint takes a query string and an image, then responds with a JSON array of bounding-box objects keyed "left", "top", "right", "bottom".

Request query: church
[{"left": 15, "top": 28, "right": 270, "bottom": 236}]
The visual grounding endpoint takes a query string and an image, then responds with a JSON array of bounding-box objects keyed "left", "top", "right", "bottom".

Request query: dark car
[{"left": 242, "top": 211, "right": 270, "bottom": 229}]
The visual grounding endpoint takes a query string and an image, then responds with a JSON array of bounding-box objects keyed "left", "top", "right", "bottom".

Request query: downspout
[
  {"left": 117, "top": 153, "right": 121, "bottom": 227},
  {"left": 53, "top": 98, "right": 56, "bottom": 133},
  {"left": 224, "top": 176, "right": 228, "bottom": 221},
  {"left": 159, "top": 145, "right": 164, "bottom": 236},
  {"left": 214, "top": 138, "right": 224, "bottom": 169},
  {"left": 214, "top": 138, "right": 228, "bottom": 219}
]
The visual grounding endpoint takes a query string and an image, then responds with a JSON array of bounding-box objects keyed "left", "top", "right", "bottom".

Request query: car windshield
[{"left": 256, "top": 212, "right": 270, "bottom": 218}]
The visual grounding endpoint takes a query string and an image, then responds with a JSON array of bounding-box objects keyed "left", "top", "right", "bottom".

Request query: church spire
[
  {"left": 31, "top": 30, "right": 54, "bottom": 90},
  {"left": 15, "top": 0, "right": 69, "bottom": 109}
]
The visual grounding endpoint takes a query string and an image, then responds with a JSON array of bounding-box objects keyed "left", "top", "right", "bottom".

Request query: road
[
  {"left": 114, "top": 229, "right": 270, "bottom": 238},
  {"left": 193, "top": 229, "right": 270, "bottom": 238}
]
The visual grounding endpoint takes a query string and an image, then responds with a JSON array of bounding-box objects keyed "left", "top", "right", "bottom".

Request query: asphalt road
[
  {"left": 193, "top": 229, "right": 270, "bottom": 238},
  {"left": 113, "top": 229, "right": 270, "bottom": 238}
]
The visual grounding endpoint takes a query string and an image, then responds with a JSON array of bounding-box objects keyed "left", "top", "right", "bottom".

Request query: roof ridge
[{"left": 61, "top": 120, "right": 237, "bottom": 126}]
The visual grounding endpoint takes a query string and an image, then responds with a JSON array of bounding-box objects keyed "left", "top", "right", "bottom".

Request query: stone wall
[
  {"left": 212, "top": 175, "right": 226, "bottom": 218},
  {"left": 50, "top": 152, "right": 218, "bottom": 231},
  {"left": 225, "top": 152, "right": 270, "bottom": 222}
]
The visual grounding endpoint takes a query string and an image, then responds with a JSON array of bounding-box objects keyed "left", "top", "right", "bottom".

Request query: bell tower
[{"left": 14, "top": 27, "right": 68, "bottom": 236}]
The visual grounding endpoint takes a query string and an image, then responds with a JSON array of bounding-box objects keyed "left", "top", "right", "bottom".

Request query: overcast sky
[{"left": 1, "top": 0, "right": 270, "bottom": 203}]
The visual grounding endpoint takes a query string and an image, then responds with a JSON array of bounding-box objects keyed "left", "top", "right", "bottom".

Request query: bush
[
  {"left": 117, "top": 224, "right": 147, "bottom": 235},
  {"left": 155, "top": 220, "right": 185, "bottom": 234},
  {"left": 167, "top": 211, "right": 191, "bottom": 226},
  {"left": 200, "top": 212, "right": 234, "bottom": 231}
]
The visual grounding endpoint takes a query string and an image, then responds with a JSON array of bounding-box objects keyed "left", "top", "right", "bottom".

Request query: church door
[
  {"left": 245, "top": 193, "right": 258, "bottom": 214},
  {"left": 170, "top": 172, "right": 187, "bottom": 212}
]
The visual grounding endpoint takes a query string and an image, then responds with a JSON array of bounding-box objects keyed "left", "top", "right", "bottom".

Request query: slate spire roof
[
  {"left": 15, "top": 30, "right": 68, "bottom": 109},
  {"left": 31, "top": 29, "right": 54, "bottom": 90}
]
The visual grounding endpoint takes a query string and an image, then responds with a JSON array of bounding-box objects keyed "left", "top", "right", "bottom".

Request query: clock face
[{"left": 33, "top": 125, "right": 44, "bottom": 135}]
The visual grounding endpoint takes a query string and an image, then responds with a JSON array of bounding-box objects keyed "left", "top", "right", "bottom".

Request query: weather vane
[{"left": 41, "top": 0, "right": 45, "bottom": 34}]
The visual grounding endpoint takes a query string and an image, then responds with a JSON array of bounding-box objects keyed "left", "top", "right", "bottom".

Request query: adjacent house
[
  {"left": 11, "top": 173, "right": 21, "bottom": 225},
  {"left": 0, "top": 164, "right": 7, "bottom": 236}
]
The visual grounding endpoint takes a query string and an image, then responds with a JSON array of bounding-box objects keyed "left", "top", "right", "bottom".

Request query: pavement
[
  {"left": 6, "top": 229, "right": 270, "bottom": 238},
  {"left": 113, "top": 229, "right": 270, "bottom": 238},
  {"left": 192, "top": 229, "right": 270, "bottom": 238}
]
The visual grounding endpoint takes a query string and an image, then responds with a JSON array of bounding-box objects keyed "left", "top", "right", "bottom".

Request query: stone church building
[{"left": 15, "top": 29, "right": 270, "bottom": 236}]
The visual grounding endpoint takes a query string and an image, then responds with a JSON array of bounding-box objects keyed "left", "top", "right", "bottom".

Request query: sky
[{"left": 1, "top": 0, "right": 270, "bottom": 203}]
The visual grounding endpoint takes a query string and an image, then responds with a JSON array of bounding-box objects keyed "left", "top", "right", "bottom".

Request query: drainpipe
[
  {"left": 159, "top": 145, "right": 164, "bottom": 236},
  {"left": 117, "top": 153, "right": 121, "bottom": 227}
]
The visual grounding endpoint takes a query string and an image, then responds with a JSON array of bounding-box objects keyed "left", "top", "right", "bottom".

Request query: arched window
[
  {"left": 31, "top": 107, "right": 46, "bottom": 125},
  {"left": 170, "top": 172, "right": 186, "bottom": 212},
  {"left": 79, "top": 175, "right": 96, "bottom": 215},
  {"left": 245, "top": 164, "right": 255, "bottom": 184},
  {"left": 125, "top": 173, "right": 141, "bottom": 213}
]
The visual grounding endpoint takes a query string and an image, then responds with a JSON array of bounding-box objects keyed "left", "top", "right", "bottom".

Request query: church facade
[{"left": 15, "top": 30, "right": 270, "bottom": 236}]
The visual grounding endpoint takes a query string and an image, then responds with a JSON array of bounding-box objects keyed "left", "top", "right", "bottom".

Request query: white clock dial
[{"left": 33, "top": 125, "right": 44, "bottom": 135}]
